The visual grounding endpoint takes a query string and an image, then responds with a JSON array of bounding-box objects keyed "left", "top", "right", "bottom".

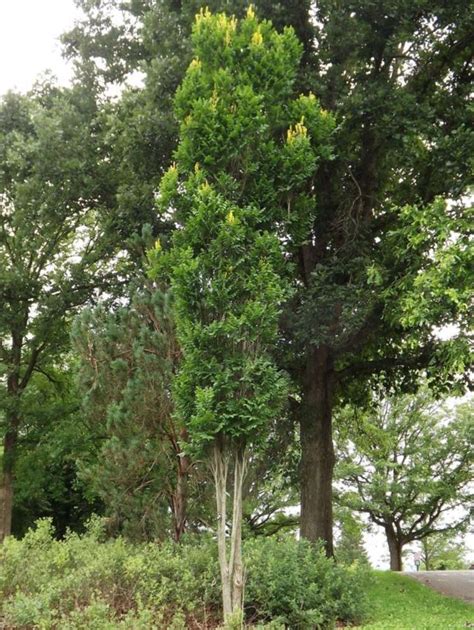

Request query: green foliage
[
  {"left": 244, "top": 536, "right": 369, "bottom": 628},
  {"left": 0, "top": 519, "right": 369, "bottom": 629},
  {"left": 152, "top": 8, "right": 333, "bottom": 456},
  {"left": 72, "top": 285, "right": 205, "bottom": 541},
  {"left": 335, "top": 508, "right": 370, "bottom": 567},
  {"left": 420, "top": 530, "right": 471, "bottom": 571},
  {"left": 11, "top": 368, "right": 98, "bottom": 537},
  {"left": 336, "top": 392, "right": 473, "bottom": 552}
]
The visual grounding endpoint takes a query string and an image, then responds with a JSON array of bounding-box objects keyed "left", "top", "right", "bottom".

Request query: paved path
[{"left": 405, "top": 570, "right": 474, "bottom": 604}]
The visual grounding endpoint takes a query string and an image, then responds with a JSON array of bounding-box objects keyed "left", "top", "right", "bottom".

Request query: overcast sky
[{"left": 0, "top": 0, "right": 80, "bottom": 95}]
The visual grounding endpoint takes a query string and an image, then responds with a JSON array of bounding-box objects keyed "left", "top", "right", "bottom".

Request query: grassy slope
[{"left": 356, "top": 571, "right": 473, "bottom": 629}]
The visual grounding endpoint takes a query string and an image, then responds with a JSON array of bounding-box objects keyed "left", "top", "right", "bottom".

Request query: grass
[{"left": 355, "top": 571, "right": 473, "bottom": 629}]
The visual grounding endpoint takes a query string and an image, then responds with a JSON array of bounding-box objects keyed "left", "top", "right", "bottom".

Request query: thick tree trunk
[
  {"left": 0, "top": 364, "right": 21, "bottom": 543},
  {"left": 0, "top": 433, "right": 15, "bottom": 542},
  {"left": 212, "top": 440, "right": 247, "bottom": 623},
  {"left": 386, "top": 526, "right": 403, "bottom": 571},
  {"left": 300, "top": 346, "right": 335, "bottom": 556}
]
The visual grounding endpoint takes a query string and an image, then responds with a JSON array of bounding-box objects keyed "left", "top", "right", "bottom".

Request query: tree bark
[
  {"left": 0, "top": 432, "right": 15, "bottom": 542},
  {"left": 0, "top": 359, "right": 21, "bottom": 543},
  {"left": 213, "top": 440, "right": 232, "bottom": 619},
  {"left": 386, "top": 526, "right": 403, "bottom": 571},
  {"left": 300, "top": 345, "right": 335, "bottom": 556},
  {"left": 230, "top": 448, "right": 246, "bottom": 613},
  {"left": 212, "top": 440, "right": 247, "bottom": 623},
  {"left": 171, "top": 452, "right": 189, "bottom": 543}
]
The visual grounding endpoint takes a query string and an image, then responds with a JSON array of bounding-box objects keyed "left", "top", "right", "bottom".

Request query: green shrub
[
  {"left": 244, "top": 536, "right": 369, "bottom": 628},
  {"left": 0, "top": 518, "right": 368, "bottom": 629}
]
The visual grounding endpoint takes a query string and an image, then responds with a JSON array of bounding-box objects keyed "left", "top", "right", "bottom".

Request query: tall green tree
[
  {"left": 0, "top": 84, "right": 115, "bottom": 540},
  {"left": 336, "top": 394, "right": 473, "bottom": 571},
  {"left": 150, "top": 8, "right": 332, "bottom": 619}
]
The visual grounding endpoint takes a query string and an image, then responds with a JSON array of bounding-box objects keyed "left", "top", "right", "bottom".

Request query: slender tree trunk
[
  {"left": 213, "top": 440, "right": 232, "bottom": 619},
  {"left": 386, "top": 526, "right": 403, "bottom": 571},
  {"left": 422, "top": 538, "right": 431, "bottom": 571},
  {"left": 229, "top": 448, "right": 246, "bottom": 612},
  {"left": 300, "top": 345, "right": 335, "bottom": 556},
  {"left": 171, "top": 453, "right": 189, "bottom": 543},
  {"left": 212, "top": 440, "right": 247, "bottom": 623}
]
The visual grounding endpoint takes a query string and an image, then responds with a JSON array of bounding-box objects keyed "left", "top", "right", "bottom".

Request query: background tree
[
  {"left": 8, "top": 365, "right": 98, "bottom": 538},
  {"left": 0, "top": 84, "right": 117, "bottom": 541},
  {"left": 335, "top": 393, "right": 473, "bottom": 571},
  {"left": 334, "top": 507, "right": 370, "bottom": 567},
  {"left": 72, "top": 283, "right": 197, "bottom": 542},
  {"left": 419, "top": 530, "right": 470, "bottom": 571}
]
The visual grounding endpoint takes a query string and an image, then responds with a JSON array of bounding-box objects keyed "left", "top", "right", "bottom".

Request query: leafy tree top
[{"left": 150, "top": 8, "right": 333, "bottom": 452}]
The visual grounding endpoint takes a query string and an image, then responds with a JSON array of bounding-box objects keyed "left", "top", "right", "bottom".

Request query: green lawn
[{"left": 356, "top": 571, "right": 473, "bottom": 629}]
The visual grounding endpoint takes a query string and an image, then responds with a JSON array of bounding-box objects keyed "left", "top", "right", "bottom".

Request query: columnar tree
[
  {"left": 149, "top": 8, "right": 333, "bottom": 618},
  {"left": 336, "top": 394, "right": 473, "bottom": 571},
  {"left": 0, "top": 85, "right": 115, "bottom": 541}
]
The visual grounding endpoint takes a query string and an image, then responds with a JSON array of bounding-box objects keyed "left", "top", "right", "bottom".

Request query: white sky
[{"left": 0, "top": 0, "right": 80, "bottom": 96}]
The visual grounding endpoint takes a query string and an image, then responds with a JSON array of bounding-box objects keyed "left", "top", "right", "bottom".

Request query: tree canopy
[{"left": 336, "top": 393, "right": 473, "bottom": 570}]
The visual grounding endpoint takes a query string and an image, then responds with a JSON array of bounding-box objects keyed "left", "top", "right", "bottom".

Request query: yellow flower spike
[
  {"left": 194, "top": 162, "right": 200, "bottom": 173},
  {"left": 200, "top": 180, "right": 211, "bottom": 194},
  {"left": 210, "top": 89, "right": 219, "bottom": 111},
  {"left": 154, "top": 238, "right": 162, "bottom": 252},
  {"left": 196, "top": 6, "right": 212, "bottom": 22},
  {"left": 189, "top": 58, "right": 202, "bottom": 70},
  {"left": 252, "top": 29, "right": 263, "bottom": 46},
  {"left": 226, "top": 210, "right": 236, "bottom": 225},
  {"left": 169, "top": 161, "right": 178, "bottom": 172},
  {"left": 246, "top": 5, "right": 255, "bottom": 19},
  {"left": 287, "top": 119, "right": 308, "bottom": 143},
  {"left": 320, "top": 109, "right": 329, "bottom": 118}
]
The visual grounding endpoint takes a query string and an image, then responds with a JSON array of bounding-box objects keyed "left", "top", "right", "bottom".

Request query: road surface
[{"left": 405, "top": 570, "right": 474, "bottom": 604}]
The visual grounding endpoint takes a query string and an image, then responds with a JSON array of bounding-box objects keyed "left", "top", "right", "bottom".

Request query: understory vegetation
[{"left": 0, "top": 519, "right": 368, "bottom": 629}]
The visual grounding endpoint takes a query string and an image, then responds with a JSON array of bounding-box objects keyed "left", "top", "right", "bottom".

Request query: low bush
[{"left": 0, "top": 518, "right": 369, "bottom": 628}]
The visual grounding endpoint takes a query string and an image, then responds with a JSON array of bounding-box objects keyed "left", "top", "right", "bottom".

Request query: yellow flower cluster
[
  {"left": 189, "top": 58, "right": 202, "bottom": 71},
  {"left": 247, "top": 5, "right": 255, "bottom": 19},
  {"left": 210, "top": 89, "right": 219, "bottom": 111},
  {"left": 200, "top": 181, "right": 212, "bottom": 195},
  {"left": 226, "top": 210, "right": 236, "bottom": 225},
  {"left": 287, "top": 117, "right": 308, "bottom": 143},
  {"left": 252, "top": 29, "right": 263, "bottom": 46},
  {"left": 196, "top": 6, "right": 212, "bottom": 23}
]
